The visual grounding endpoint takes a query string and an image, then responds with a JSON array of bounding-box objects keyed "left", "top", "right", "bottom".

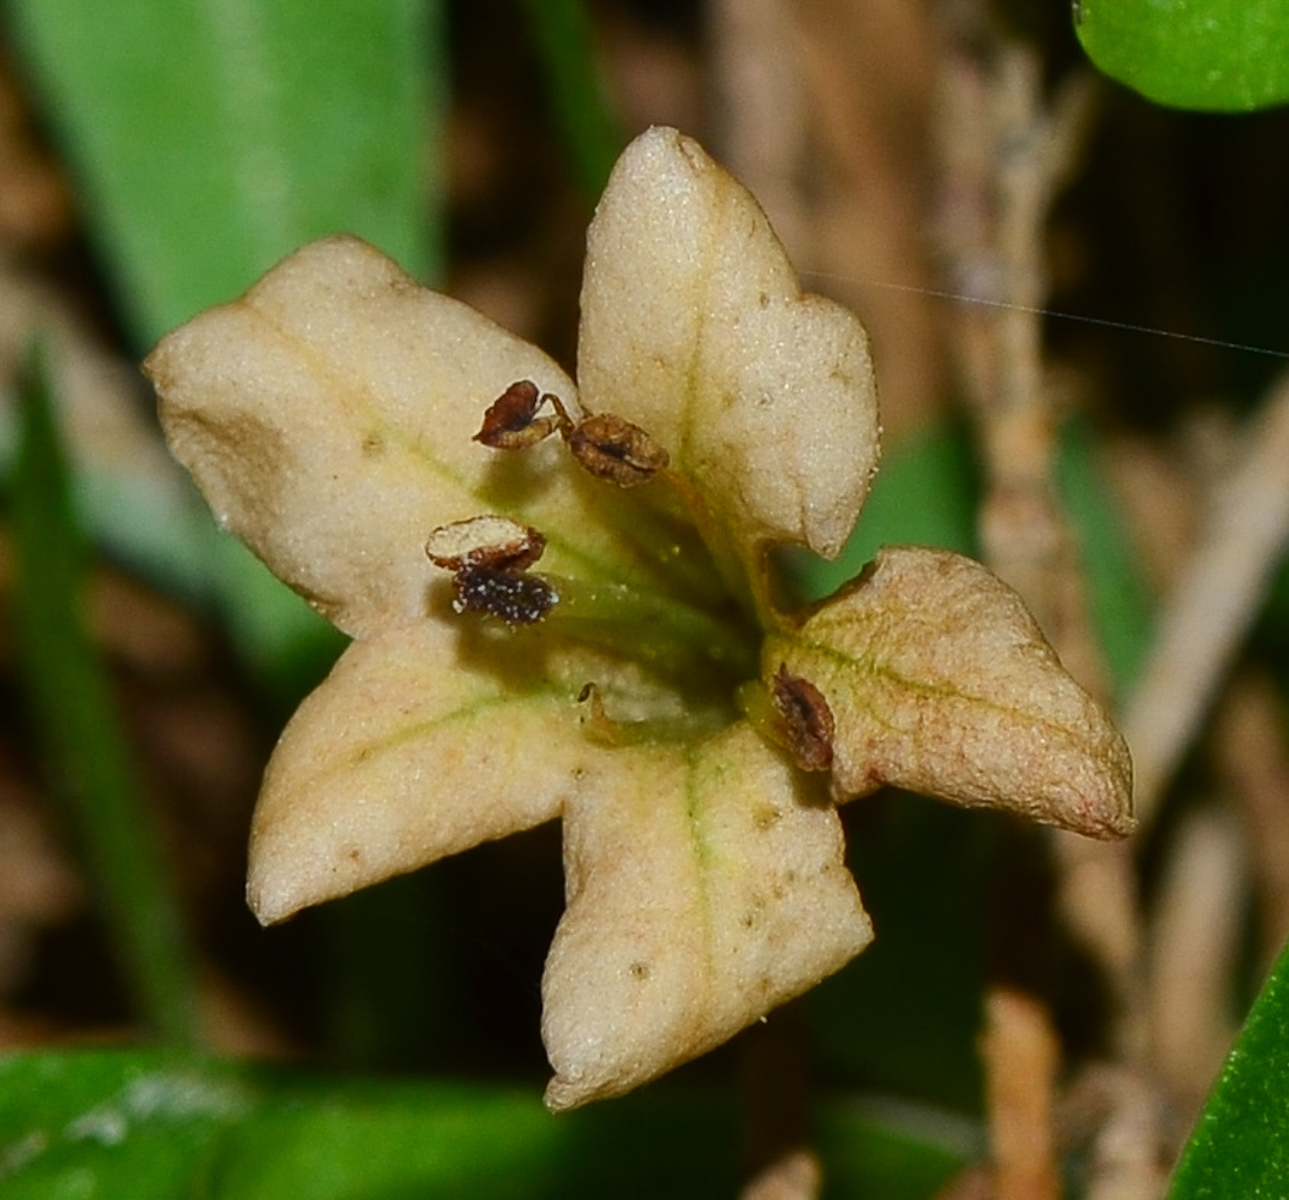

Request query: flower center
[{"left": 426, "top": 382, "right": 767, "bottom": 742}]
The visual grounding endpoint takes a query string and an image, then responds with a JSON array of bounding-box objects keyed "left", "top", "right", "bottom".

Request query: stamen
[
  {"left": 738, "top": 668, "right": 836, "bottom": 773},
  {"left": 474, "top": 380, "right": 567, "bottom": 449},
  {"left": 425, "top": 514, "right": 546, "bottom": 572},
  {"left": 567, "top": 412, "right": 670, "bottom": 486},
  {"left": 475, "top": 381, "right": 669, "bottom": 487},
  {"left": 770, "top": 665, "right": 835, "bottom": 771},
  {"left": 453, "top": 565, "right": 559, "bottom": 625},
  {"left": 427, "top": 515, "right": 556, "bottom": 626}
]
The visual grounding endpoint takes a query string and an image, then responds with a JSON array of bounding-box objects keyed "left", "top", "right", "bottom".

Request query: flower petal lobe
[
  {"left": 146, "top": 236, "right": 641, "bottom": 637},
  {"left": 540, "top": 722, "right": 872, "bottom": 1110},
  {"left": 578, "top": 127, "right": 880, "bottom": 575},
  {"left": 767, "top": 547, "right": 1134, "bottom": 838},
  {"left": 248, "top": 619, "right": 605, "bottom": 924}
]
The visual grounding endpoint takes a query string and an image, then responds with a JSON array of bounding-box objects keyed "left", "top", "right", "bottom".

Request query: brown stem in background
[
  {"left": 1213, "top": 672, "right": 1289, "bottom": 972},
  {"left": 1122, "top": 365, "right": 1289, "bottom": 827},
  {"left": 931, "top": 1166, "right": 993, "bottom": 1200},
  {"left": 1145, "top": 806, "right": 1244, "bottom": 1120},
  {"left": 1059, "top": 1066, "right": 1174, "bottom": 1200},
  {"left": 982, "top": 988, "right": 1062, "bottom": 1200},
  {"left": 710, "top": 0, "right": 810, "bottom": 264},
  {"left": 1102, "top": 419, "right": 1289, "bottom": 1166},
  {"left": 932, "top": 10, "right": 1166, "bottom": 1195},
  {"left": 740, "top": 1151, "right": 823, "bottom": 1200},
  {"left": 934, "top": 0, "right": 1138, "bottom": 1013},
  {"left": 935, "top": 36, "right": 1099, "bottom": 681},
  {"left": 736, "top": 1007, "right": 820, "bottom": 1200},
  {"left": 794, "top": 0, "right": 946, "bottom": 439}
]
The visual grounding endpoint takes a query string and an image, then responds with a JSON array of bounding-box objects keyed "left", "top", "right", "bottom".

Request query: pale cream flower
[{"left": 145, "top": 127, "right": 1131, "bottom": 1111}]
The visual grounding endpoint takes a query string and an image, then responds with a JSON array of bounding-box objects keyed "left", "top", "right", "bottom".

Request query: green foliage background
[{"left": 0, "top": 0, "right": 1287, "bottom": 1195}]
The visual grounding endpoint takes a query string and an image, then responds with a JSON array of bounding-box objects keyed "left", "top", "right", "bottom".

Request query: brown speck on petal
[
  {"left": 568, "top": 412, "right": 670, "bottom": 486},
  {"left": 771, "top": 665, "right": 835, "bottom": 772},
  {"left": 425, "top": 514, "right": 546, "bottom": 572},
  {"left": 475, "top": 379, "right": 566, "bottom": 449}
]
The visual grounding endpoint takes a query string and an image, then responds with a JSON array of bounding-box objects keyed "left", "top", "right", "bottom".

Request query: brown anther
[
  {"left": 475, "top": 380, "right": 565, "bottom": 449},
  {"left": 453, "top": 564, "right": 559, "bottom": 625},
  {"left": 770, "top": 665, "right": 835, "bottom": 772},
  {"left": 567, "top": 412, "right": 670, "bottom": 486},
  {"left": 427, "top": 515, "right": 557, "bottom": 625},
  {"left": 425, "top": 515, "right": 546, "bottom": 572}
]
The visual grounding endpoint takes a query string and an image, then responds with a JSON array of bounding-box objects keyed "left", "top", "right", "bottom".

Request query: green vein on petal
[{"left": 767, "top": 546, "right": 1133, "bottom": 838}]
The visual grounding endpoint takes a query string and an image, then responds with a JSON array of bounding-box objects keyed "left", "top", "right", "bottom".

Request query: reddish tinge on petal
[{"left": 766, "top": 547, "right": 1134, "bottom": 838}]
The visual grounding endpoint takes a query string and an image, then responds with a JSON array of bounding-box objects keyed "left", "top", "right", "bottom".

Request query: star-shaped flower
[{"left": 144, "top": 127, "right": 1132, "bottom": 1111}]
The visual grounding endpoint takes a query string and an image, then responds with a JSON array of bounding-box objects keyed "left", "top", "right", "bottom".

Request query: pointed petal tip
[
  {"left": 1061, "top": 745, "right": 1136, "bottom": 841},
  {"left": 542, "top": 1072, "right": 613, "bottom": 1114},
  {"left": 1048, "top": 795, "right": 1136, "bottom": 841},
  {"left": 245, "top": 880, "right": 297, "bottom": 929},
  {"left": 1045, "top": 711, "right": 1135, "bottom": 841}
]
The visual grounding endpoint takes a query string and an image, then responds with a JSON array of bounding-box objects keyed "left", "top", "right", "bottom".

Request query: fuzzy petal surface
[
  {"left": 541, "top": 722, "right": 872, "bottom": 1110},
  {"left": 146, "top": 236, "right": 656, "bottom": 638},
  {"left": 767, "top": 547, "right": 1134, "bottom": 838},
  {"left": 577, "top": 127, "right": 879, "bottom": 583},
  {"left": 248, "top": 616, "right": 628, "bottom": 924}
]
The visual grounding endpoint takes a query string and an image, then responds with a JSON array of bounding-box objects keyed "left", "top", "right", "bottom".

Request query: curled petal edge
[{"left": 766, "top": 546, "right": 1134, "bottom": 840}]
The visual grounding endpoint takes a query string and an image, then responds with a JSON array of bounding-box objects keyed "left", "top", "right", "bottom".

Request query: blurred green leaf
[
  {"left": 816, "top": 1096, "right": 978, "bottom": 1200},
  {"left": 0, "top": 1048, "right": 970, "bottom": 1199},
  {"left": 5, "top": 0, "right": 444, "bottom": 687},
  {"left": 1055, "top": 418, "right": 1155, "bottom": 699},
  {"left": 810, "top": 798, "right": 992, "bottom": 1114},
  {"left": 9, "top": 348, "right": 198, "bottom": 1045},
  {"left": 782, "top": 422, "right": 979, "bottom": 604},
  {"left": 1167, "top": 938, "right": 1289, "bottom": 1197},
  {"left": 518, "top": 0, "right": 624, "bottom": 202},
  {"left": 1076, "top": 0, "right": 1289, "bottom": 112},
  {"left": 7, "top": 0, "right": 439, "bottom": 344}
]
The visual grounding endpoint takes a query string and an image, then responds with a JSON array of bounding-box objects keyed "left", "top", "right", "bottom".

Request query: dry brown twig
[
  {"left": 982, "top": 988, "right": 1062, "bottom": 1200},
  {"left": 1106, "top": 406, "right": 1289, "bottom": 1112},
  {"left": 1060, "top": 1065, "right": 1174, "bottom": 1200},
  {"left": 932, "top": 12, "right": 1173, "bottom": 1196},
  {"left": 1122, "top": 365, "right": 1289, "bottom": 827},
  {"left": 933, "top": 0, "right": 1143, "bottom": 1010},
  {"left": 739, "top": 1151, "right": 823, "bottom": 1200},
  {"left": 935, "top": 39, "right": 1099, "bottom": 678},
  {"left": 710, "top": 0, "right": 810, "bottom": 263},
  {"left": 794, "top": 0, "right": 946, "bottom": 438},
  {"left": 1213, "top": 672, "right": 1289, "bottom": 970},
  {"left": 1145, "top": 805, "right": 1245, "bottom": 1118}
]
